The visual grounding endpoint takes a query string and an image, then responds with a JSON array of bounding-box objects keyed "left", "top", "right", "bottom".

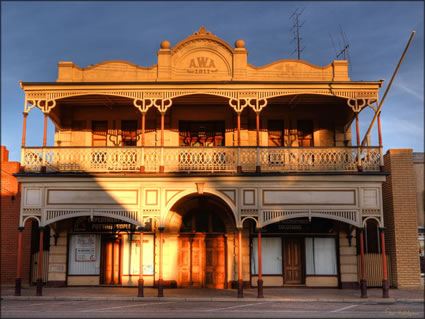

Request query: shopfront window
[
  {"left": 122, "top": 234, "right": 154, "bottom": 276},
  {"left": 305, "top": 237, "right": 337, "bottom": 275},
  {"left": 68, "top": 234, "right": 101, "bottom": 275},
  {"left": 251, "top": 237, "right": 283, "bottom": 275}
]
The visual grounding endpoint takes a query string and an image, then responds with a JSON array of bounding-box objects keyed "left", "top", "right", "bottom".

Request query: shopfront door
[
  {"left": 283, "top": 238, "right": 304, "bottom": 284},
  {"left": 205, "top": 235, "right": 225, "bottom": 289},
  {"left": 101, "top": 236, "right": 121, "bottom": 285},
  {"left": 178, "top": 234, "right": 205, "bottom": 287}
]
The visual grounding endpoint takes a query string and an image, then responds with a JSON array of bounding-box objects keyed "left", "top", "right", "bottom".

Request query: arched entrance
[{"left": 168, "top": 194, "right": 236, "bottom": 289}]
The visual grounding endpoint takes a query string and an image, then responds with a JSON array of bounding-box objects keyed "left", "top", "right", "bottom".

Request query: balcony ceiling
[
  {"left": 55, "top": 93, "right": 345, "bottom": 108},
  {"left": 268, "top": 94, "right": 346, "bottom": 105},
  {"left": 57, "top": 94, "right": 132, "bottom": 107}
]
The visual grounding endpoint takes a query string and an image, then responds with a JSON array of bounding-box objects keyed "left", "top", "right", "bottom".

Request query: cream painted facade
[{"left": 17, "top": 27, "right": 388, "bottom": 291}]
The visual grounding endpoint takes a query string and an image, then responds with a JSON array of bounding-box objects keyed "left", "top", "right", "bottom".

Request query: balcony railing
[{"left": 21, "top": 146, "right": 383, "bottom": 173}]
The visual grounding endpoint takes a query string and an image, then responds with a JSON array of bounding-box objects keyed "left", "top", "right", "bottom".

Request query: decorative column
[
  {"left": 157, "top": 226, "right": 164, "bottom": 297},
  {"left": 111, "top": 238, "right": 116, "bottom": 284},
  {"left": 237, "top": 228, "right": 243, "bottom": 298},
  {"left": 160, "top": 113, "right": 165, "bottom": 173},
  {"left": 20, "top": 112, "right": 29, "bottom": 172},
  {"left": 359, "top": 228, "right": 367, "bottom": 298},
  {"left": 237, "top": 113, "right": 242, "bottom": 173},
  {"left": 36, "top": 227, "right": 45, "bottom": 296},
  {"left": 114, "top": 237, "right": 120, "bottom": 284},
  {"left": 22, "top": 113, "right": 28, "bottom": 148},
  {"left": 106, "top": 241, "right": 113, "bottom": 284},
  {"left": 377, "top": 111, "right": 384, "bottom": 171},
  {"left": 138, "top": 227, "right": 144, "bottom": 297},
  {"left": 14, "top": 227, "right": 24, "bottom": 296},
  {"left": 255, "top": 112, "right": 261, "bottom": 173},
  {"left": 379, "top": 228, "right": 390, "bottom": 298},
  {"left": 41, "top": 114, "right": 48, "bottom": 173},
  {"left": 355, "top": 113, "right": 363, "bottom": 171},
  {"left": 140, "top": 112, "right": 146, "bottom": 172},
  {"left": 257, "top": 228, "right": 264, "bottom": 298},
  {"left": 43, "top": 114, "right": 48, "bottom": 147}
]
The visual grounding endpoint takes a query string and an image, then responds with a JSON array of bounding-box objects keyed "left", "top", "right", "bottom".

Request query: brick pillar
[
  {"left": 382, "top": 149, "right": 422, "bottom": 288},
  {"left": 1, "top": 146, "right": 32, "bottom": 287}
]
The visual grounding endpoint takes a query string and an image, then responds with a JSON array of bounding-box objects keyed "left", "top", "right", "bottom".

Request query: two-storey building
[{"left": 15, "top": 27, "right": 389, "bottom": 298}]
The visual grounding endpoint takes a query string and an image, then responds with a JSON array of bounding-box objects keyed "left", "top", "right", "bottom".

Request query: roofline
[{"left": 20, "top": 80, "right": 384, "bottom": 87}]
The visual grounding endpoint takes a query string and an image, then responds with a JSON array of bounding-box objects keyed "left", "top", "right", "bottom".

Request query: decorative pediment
[
  {"left": 57, "top": 60, "right": 157, "bottom": 82},
  {"left": 170, "top": 27, "right": 233, "bottom": 81},
  {"left": 56, "top": 26, "right": 350, "bottom": 83},
  {"left": 247, "top": 59, "right": 348, "bottom": 81}
]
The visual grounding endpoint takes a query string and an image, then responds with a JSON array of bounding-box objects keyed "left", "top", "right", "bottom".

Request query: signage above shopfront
[
  {"left": 261, "top": 218, "right": 334, "bottom": 234},
  {"left": 72, "top": 216, "right": 152, "bottom": 233}
]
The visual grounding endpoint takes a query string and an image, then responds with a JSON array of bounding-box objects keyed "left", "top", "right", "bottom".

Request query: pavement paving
[{"left": 1, "top": 285, "right": 423, "bottom": 304}]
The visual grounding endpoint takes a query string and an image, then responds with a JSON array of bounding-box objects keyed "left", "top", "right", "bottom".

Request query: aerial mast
[{"left": 290, "top": 8, "right": 305, "bottom": 60}]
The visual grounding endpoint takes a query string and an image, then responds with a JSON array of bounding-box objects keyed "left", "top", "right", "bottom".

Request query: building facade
[
  {"left": 414, "top": 152, "right": 425, "bottom": 278},
  {"left": 381, "top": 149, "right": 423, "bottom": 288},
  {"left": 15, "top": 27, "right": 390, "bottom": 297}
]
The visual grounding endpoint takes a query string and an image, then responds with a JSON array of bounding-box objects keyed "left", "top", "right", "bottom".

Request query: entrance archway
[{"left": 168, "top": 194, "right": 236, "bottom": 289}]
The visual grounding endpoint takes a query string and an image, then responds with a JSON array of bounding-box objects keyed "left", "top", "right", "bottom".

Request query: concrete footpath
[{"left": 1, "top": 286, "right": 423, "bottom": 304}]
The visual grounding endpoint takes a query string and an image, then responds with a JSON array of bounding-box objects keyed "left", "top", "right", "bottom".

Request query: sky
[{"left": 1, "top": 1, "right": 424, "bottom": 162}]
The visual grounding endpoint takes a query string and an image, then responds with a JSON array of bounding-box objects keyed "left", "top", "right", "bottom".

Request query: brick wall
[
  {"left": 382, "top": 149, "right": 422, "bottom": 288},
  {"left": 1, "top": 146, "right": 32, "bottom": 286}
]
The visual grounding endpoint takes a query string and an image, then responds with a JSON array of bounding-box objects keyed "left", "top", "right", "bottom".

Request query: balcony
[{"left": 21, "top": 146, "right": 382, "bottom": 173}]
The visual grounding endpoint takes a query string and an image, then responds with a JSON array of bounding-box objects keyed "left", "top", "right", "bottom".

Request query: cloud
[
  {"left": 381, "top": 116, "right": 424, "bottom": 137},
  {"left": 394, "top": 80, "right": 424, "bottom": 102}
]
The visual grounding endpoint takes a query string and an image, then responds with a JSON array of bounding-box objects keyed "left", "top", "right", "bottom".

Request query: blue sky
[{"left": 1, "top": 1, "right": 423, "bottom": 162}]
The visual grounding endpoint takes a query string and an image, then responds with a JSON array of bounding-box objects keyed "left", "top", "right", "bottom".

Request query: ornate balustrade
[{"left": 21, "top": 146, "right": 382, "bottom": 173}]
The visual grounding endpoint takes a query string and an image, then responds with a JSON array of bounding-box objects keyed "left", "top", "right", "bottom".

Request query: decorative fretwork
[
  {"left": 312, "top": 210, "right": 360, "bottom": 226},
  {"left": 239, "top": 148, "right": 257, "bottom": 171},
  {"left": 240, "top": 209, "right": 258, "bottom": 216},
  {"left": 23, "top": 88, "right": 379, "bottom": 114},
  {"left": 143, "top": 209, "right": 161, "bottom": 216},
  {"left": 360, "top": 147, "right": 381, "bottom": 171},
  {"left": 45, "top": 209, "right": 90, "bottom": 224},
  {"left": 347, "top": 98, "right": 377, "bottom": 113},
  {"left": 22, "top": 208, "right": 42, "bottom": 216},
  {"left": 25, "top": 98, "right": 56, "bottom": 114},
  {"left": 361, "top": 208, "right": 381, "bottom": 216},
  {"left": 143, "top": 148, "right": 160, "bottom": 172},
  {"left": 44, "top": 208, "right": 141, "bottom": 226},
  {"left": 257, "top": 147, "right": 358, "bottom": 172},
  {"left": 262, "top": 210, "right": 309, "bottom": 225},
  {"left": 23, "top": 147, "right": 150, "bottom": 173},
  {"left": 22, "top": 146, "right": 381, "bottom": 173},
  {"left": 163, "top": 147, "right": 236, "bottom": 172},
  {"left": 262, "top": 209, "right": 360, "bottom": 227},
  {"left": 94, "top": 209, "right": 140, "bottom": 224}
]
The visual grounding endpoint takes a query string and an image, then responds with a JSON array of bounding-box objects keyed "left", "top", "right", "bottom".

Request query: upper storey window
[
  {"left": 268, "top": 120, "right": 284, "bottom": 147},
  {"left": 179, "top": 121, "right": 225, "bottom": 147},
  {"left": 92, "top": 121, "right": 107, "bottom": 146},
  {"left": 297, "top": 120, "right": 314, "bottom": 147},
  {"left": 121, "top": 120, "right": 137, "bottom": 146}
]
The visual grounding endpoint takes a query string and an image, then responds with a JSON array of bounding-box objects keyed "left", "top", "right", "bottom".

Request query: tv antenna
[
  {"left": 290, "top": 8, "right": 305, "bottom": 60},
  {"left": 330, "top": 25, "right": 352, "bottom": 71}
]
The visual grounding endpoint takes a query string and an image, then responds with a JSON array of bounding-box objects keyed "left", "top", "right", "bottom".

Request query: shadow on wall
[
  {"left": 1, "top": 146, "right": 32, "bottom": 286},
  {"left": 10, "top": 154, "right": 165, "bottom": 289}
]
